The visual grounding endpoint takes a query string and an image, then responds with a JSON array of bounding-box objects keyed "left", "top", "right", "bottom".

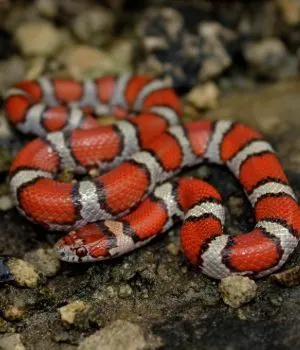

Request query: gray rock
[
  {"left": 0, "top": 334, "right": 25, "bottom": 350},
  {"left": 71, "top": 6, "right": 115, "bottom": 47},
  {"left": 243, "top": 38, "right": 298, "bottom": 79},
  {"left": 137, "top": 8, "right": 236, "bottom": 89},
  {"left": 58, "top": 45, "right": 123, "bottom": 80},
  {"left": 0, "top": 56, "right": 25, "bottom": 94}
]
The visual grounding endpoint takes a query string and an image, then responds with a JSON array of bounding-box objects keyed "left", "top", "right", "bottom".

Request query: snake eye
[{"left": 76, "top": 247, "right": 88, "bottom": 257}]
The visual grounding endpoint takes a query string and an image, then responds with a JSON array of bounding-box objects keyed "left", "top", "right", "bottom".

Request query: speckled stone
[
  {"left": 78, "top": 320, "right": 148, "bottom": 350},
  {"left": 219, "top": 275, "right": 257, "bottom": 308},
  {"left": 59, "top": 300, "right": 87, "bottom": 325},
  {"left": 6, "top": 258, "right": 39, "bottom": 288},
  {"left": 14, "top": 20, "right": 61, "bottom": 56}
]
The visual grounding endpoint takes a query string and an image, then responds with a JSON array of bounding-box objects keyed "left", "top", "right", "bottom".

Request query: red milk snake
[{"left": 4, "top": 74, "right": 300, "bottom": 279}]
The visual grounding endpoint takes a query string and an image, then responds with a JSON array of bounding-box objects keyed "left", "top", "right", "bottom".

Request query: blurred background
[{"left": 0, "top": 0, "right": 299, "bottom": 94}]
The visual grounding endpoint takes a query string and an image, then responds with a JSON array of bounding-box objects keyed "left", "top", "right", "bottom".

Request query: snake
[{"left": 4, "top": 74, "right": 300, "bottom": 280}]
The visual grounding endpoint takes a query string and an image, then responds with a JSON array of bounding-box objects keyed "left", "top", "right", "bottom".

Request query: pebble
[
  {"left": 118, "top": 284, "right": 133, "bottom": 298},
  {"left": 59, "top": 300, "right": 86, "bottom": 325},
  {"left": 166, "top": 242, "right": 180, "bottom": 256},
  {"left": 58, "top": 45, "right": 121, "bottom": 80},
  {"left": 0, "top": 195, "right": 14, "bottom": 211},
  {"left": 71, "top": 6, "right": 115, "bottom": 47},
  {"left": 36, "top": 0, "right": 58, "bottom": 18},
  {"left": 78, "top": 320, "right": 147, "bottom": 350},
  {"left": 277, "top": 0, "right": 300, "bottom": 26},
  {"left": 197, "top": 22, "right": 235, "bottom": 81},
  {"left": 272, "top": 266, "right": 300, "bottom": 287},
  {"left": 185, "top": 82, "right": 220, "bottom": 110},
  {"left": 24, "top": 248, "right": 60, "bottom": 277},
  {"left": 6, "top": 258, "right": 39, "bottom": 288},
  {"left": 219, "top": 275, "right": 257, "bottom": 308},
  {"left": 137, "top": 7, "right": 234, "bottom": 89},
  {"left": 0, "top": 56, "right": 25, "bottom": 94},
  {"left": 110, "top": 38, "right": 134, "bottom": 70},
  {"left": 15, "top": 20, "right": 61, "bottom": 56},
  {"left": 243, "top": 39, "right": 298, "bottom": 79},
  {"left": 0, "top": 334, "right": 25, "bottom": 350},
  {"left": 3, "top": 305, "right": 25, "bottom": 321},
  {"left": 227, "top": 196, "right": 244, "bottom": 216},
  {"left": 25, "top": 56, "right": 46, "bottom": 80}
]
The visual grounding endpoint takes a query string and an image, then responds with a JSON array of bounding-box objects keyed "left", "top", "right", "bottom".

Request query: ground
[{"left": 1, "top": 81, "right": 300, "bottom": 350}]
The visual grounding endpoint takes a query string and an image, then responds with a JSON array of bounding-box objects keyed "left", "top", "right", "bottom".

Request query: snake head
[{"left": 54, "top": 223, "right": 114, "bottom": 263}]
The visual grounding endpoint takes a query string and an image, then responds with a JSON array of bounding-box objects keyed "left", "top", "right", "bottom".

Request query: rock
[
  {"left": 24, "top": 248, "right": 60, "bottom": 277},
  {"left": 137, "top": 7, "right": 235, "bottom": 89},
  {"left": 58, "top": 45, "right": 122, "bottom": 80},
  {"left": 197, "top": 21, "right": 235, "bottom": 81},
  {"left": 219, "top": 275, "right": 257, "bottom": 308},
  {"left": 227, "top": 196, "right": 244, "bottom": 216},
  {"left": 185, "top": 82, "right": 220, "bottom": 110},
  {"left": 71, "top": 6, "right": 115, "bottom": 47},
  {"left": 277, "top": 0, "right": 300, "bottom": 26},
  {"left": 110, "top": 39, "right": 134, "bottom": 70},
  {"left": 15, "top": 20, "right": 61, "bottom": 56},
  {"left": 0, "top": 56, "right": 25, "bottom": 94},
  {"left": 6, "top": 258, "right": 39, "bottom": 288},
  {"left": 272, "top": 266, "right": 300, "bottom": 287},
  {"left": 166, "top": 242, "right": 180, "bottom": 256},
  {"left": 0, "top": 317, "right": 11, "bottom": 334},
  {"left": 78, "top": 320, "right": 147, "bottom": 350},
  {"left": 25, "top": 57, "right": 46, "bottom": 80},
  {"left": 0, "top": 334, "right": 25, "bottom": 350},
  {"left": 59, "top": 300, "right": 86, "bottom": 325},
  {"left": 36, "top": 0, "right": 58, "bottom": 18},
  {"left": 3, "top": 305, "right": 25, "bottom": 321},
  {"left": 0, "top": 195, "right": 14, "bottom": 211},
  {"left": 118, "top": 284, "right": 133, "bottom": 298},
  {"left": 243, "top": 39, "right": 298, "bottom": 80}
]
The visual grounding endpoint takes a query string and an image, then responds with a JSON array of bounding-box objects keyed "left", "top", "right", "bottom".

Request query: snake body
[{"left": 5, "top": 74, "right": 300, "bottom": 279}]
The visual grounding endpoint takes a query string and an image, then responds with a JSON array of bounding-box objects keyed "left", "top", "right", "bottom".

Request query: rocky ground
[{"left": 1, "top": 1, "right": 300, "bottom": 349}]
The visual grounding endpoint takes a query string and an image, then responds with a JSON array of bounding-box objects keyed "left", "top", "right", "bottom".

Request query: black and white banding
[
  {"left": 200, "top": 235, "right": 232, "bottom": 279},
  {"left": 132, "top": 79, "right": 168, "bottom": 111},
  {"left": 226, "top": 140, "right": 274, "bottom": 177},
  {"left": 73, "top": 180, "right": 113, "bottom": 229},
  {"left": 204, "top": 120, "right": 234, "bottom": 164},
  {"left": 149, "top": 106, "right": 180, "bottom": 126},
  {"left": 100, "top": 120, "right": 140, "bottom": 171},
  {"left": 10, "top": 169, "right": 52, "bottom": 206},
  {"left": 168, "top": 125, "right": 198, "bottom": 167},
  {"left": 38, "top": 77, "right": 58, "bottom": 107},
  {"left": 255, "top": 220, "right": 298, "bottom": 277},
  {"left": 249, "top": 181, "right": 297, "bottom": 206},
  {"left": 19, "top": 104, "right": 47, "bottom": 136},
  {"left": 131, "top": 151, "right": 166, "bottom": 188},
  {"left": 109, "top": 74, "right": 132, "bottom": 111},
  {"left": 185, "top": 201, "right": 225, "bottom": 225},
  {"left": 46, "top": 132, "right": 84, "bottom": 173},
  {"left": 154, "top": 182, "right": 183, "bottom": 230}
]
